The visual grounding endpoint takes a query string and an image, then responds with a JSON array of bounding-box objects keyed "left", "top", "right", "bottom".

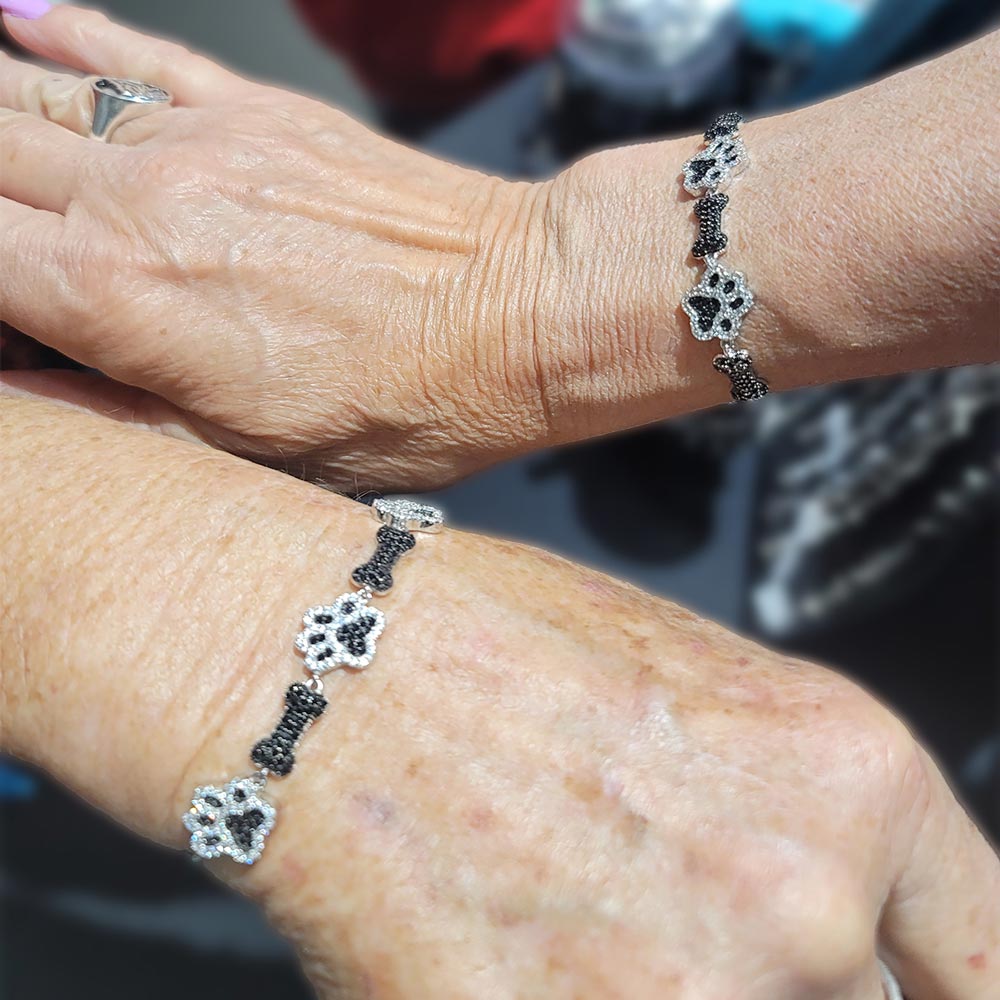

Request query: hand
[
  {"left": 0, "top": 4, "right": 549, "bottom": 489},
  {"left": 3, "top": 393, "right": 997, "bottom": 999},
  {"left": 2, "top": 8, "right": 998, "bottom": 494}
]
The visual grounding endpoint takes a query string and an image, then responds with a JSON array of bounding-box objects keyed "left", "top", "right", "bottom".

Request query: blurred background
[{"left": 2, "top": 1, "right": 998, "bottom": 996}]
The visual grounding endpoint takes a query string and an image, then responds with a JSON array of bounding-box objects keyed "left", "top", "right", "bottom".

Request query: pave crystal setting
[
  {"left": 184, "top": 777, "right": 276, "bottom": 865},
  {"left": 679, "top": 112, "right": 767, "bottom": 400},
  {"left": 373, "top": 497, "right": 444, "bottom": 532},
  {"left": 295, "top": 592, "right": 386, "bottom": 671},
  {"left": 682, "top": 134, "right": 747, "bottom": 195},
  {"left": 682, "top": 261, "right": 754, "bottom": 342}
]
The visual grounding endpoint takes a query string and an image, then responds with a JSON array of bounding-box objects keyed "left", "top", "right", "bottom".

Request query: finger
[
  {"left": 3, "top": 5, "right": 256, "bottom": 106},
  {"left": 0, "top": 369, "right": 214, "bottom": 448},
  {"left": 0, "top": 197, "right": 67, "bottom": 323},
  {"left": 881, "top": 747, "right": 1000, "bottom": 999},
  {"left": 0, "top": 185, "right": 218, "bottom": 407},
  {"left": 0, "top": 50, "right": 93, "bottom": 134},
  {"left": 0, "top": 108, "right": 102, "bottom": 211}
]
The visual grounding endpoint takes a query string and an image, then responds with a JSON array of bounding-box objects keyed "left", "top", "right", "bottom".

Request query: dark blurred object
[
  {"left": 1, "top": 775, "right": 312, "bottom": 1000},
  {"left": 552, "top": 0, "right": 745, "bottom": 153},
  {"left": 531, "top": 425, "right": 725, "bottom": 563},
  {"left": 292, "top": 0, "right": 566, "bottom": 115},
  {"left": 0, "top": 326, "right": 78, "bottom": 370},
  {"left": 747, "top": 368, "right": 1000, "bottom": 639}
]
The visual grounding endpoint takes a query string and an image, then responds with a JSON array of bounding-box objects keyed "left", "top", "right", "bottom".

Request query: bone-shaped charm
[
  {"left": 692, "top": 192, "right": 729, "bottom": 258},
  {"left": 713, "top": 349, "right": 769, "bottom": 402},
  {"left": 250, "top": 683, "right": 328, "bottom": 777},
  {"left": 351, "top": 525, "right": 416, "bottom": 594}
]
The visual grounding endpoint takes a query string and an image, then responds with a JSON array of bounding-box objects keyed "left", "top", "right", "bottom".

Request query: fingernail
[{"left": 1, "top": 0, "right": 52, "bottom": 20}]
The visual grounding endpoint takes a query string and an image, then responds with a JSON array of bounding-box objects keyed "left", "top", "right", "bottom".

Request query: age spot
[{"left": 353, "top": 790, "right": 396, "bottom": 827}]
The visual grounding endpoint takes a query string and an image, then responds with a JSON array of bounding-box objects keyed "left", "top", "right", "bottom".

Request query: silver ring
[{"left": 89, "top": 77, "right": 172, "bottom": 142}]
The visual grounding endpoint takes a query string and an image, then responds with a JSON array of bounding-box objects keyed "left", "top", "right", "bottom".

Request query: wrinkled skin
[
  {"left": 1, "top": 8, "right": 998, "bottom": 491},
  {"left": 0, "top": 10, "right": 554, "bottom": 487},
  {"left": 1, "top": 9, "right": 998, "bottom": 997},
  {"left": 2, "top": 394, "right": 997, "bottom": 1000}
]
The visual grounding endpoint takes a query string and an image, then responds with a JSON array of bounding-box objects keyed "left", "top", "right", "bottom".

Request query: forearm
[
  {"left": 0, "top": 393, "right": 368, "bottom": 836},
  {"left": 524, "top": 29, "right": 1000, "bottom": 441},
  {"left": 3, "top": 394, "right": 998, "bottom": 998}
]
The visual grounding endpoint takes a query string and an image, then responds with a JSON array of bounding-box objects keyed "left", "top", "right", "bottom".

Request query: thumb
[{"left": 881, "top": 746, "right": 1000, "bottom": 999}]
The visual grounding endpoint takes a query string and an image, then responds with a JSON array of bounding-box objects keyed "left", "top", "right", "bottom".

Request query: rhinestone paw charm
[
  {"left": 682, "top": 133, "right": 746, "bottom": 195},
  {"left": 296, "top": 592, "right": 385, "bottom": 671},
  {"left": 682, "top": 262, "right": 753, "bottom": 342},
  {"left": 184, "top": 777, "right": 276, "bottom": 865},
  {"left": 373, "top": 497, "right": 443, "bottom": 532}
]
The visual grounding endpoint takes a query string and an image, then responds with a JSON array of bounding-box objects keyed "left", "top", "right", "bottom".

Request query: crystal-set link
[
  {"left": 681, "top": 112, "right": 769, "bottom": 402},
  {"left": 182, "top": 497, "right": 444, "bottom": 865}
]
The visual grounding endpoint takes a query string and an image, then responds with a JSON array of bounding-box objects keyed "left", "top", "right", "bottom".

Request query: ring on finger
[{"left": 89, "top": 77, "right": 171, "bottom": 142}]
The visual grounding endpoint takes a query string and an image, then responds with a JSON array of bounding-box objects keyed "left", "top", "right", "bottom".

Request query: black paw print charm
[
  {"left": 682, "top": 263, "right": 754, "bottom": 342},
  {"left": 295, "top": 592, "right": 386, "bottom": 671},
  {"left": 184, "top": 777, "right": 276, "bottom": 865},
  {"left": 713, "top": 349, "right": 769, "bottom": 401}
]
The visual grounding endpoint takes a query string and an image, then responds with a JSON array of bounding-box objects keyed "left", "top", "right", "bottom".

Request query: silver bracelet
[
  {"left": 182, "top": 497, "right": 444, "bottom": 865},
  {"left": 681, "top": 112, "right": 769, "bottom": 402}
]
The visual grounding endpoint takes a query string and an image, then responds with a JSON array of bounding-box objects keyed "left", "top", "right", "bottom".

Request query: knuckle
[
  {"left": 766, "top": 857, "right": 874, "bottom": 987},
  {"left": 808, "top": 674, "right": 923, "bottom": 805},
  {"left": 149, "top": 36, "right": 194, "bottom": 69}
]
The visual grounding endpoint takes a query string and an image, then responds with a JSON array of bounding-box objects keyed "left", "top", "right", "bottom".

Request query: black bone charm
[
  {"left": 351, "top": 525, "right": 416, "bottom": 594},
  {"left": 713, "top": 349, "right": 769, "bottom": 402},
  {"left": 692, "top": 192, "right": 729, "bottom": 258},
  {"left": 250, "top": 683, "right": 328, "bottom": 777}
]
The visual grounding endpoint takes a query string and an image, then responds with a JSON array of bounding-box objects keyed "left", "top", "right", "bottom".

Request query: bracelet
[
  {"left": 182, "top": 497, "right": 444, "bottom": 865},
  {"left": 681, "top": 112, "right": 769, "bottom": 402}
]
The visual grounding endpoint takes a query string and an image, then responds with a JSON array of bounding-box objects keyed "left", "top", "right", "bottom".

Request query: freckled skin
[{"left": 3, "top": 396, "right": 999, "bottom": 999}]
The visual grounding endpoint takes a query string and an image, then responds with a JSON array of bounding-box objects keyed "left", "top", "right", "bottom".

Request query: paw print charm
[
  {"left": 682, "top": 134, "right": 747, "bottom": 195},
  {"left": 295, "top": 591, "right": 386, "bottom": 671},
  {"left": 183, "top": 777, "right": 276, "bottom": 865},
  {"left": 682, "top": 262, "right": 754, "bottom": 342}
]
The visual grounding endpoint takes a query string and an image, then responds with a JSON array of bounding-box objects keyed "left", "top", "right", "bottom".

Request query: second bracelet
[
  {"left": 681, "top": 111, "right": 769, "bottom": 402},
  {"left": 182, "top": 496, "right": 444, "bottom": 866}
]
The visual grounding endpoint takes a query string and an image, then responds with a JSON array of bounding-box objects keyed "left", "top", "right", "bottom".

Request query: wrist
[{"left": 527, "top": 139, "right": 732, "bottom": 447}]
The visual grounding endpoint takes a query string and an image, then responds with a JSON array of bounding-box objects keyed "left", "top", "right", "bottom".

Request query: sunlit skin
[
  {"left": 0, "top": 8, "right": 997, "bottom": 491},
  {"left": 0, "top": 5, "right": 998, "bottom": 998},
  {"left": 2, "top": 394, "right": 998, "bottom": 999}
]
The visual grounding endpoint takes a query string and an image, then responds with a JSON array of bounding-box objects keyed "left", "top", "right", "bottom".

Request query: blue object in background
[
  {"left": 0, "top": 761, "right": 37, "bottom": 800},
  {"left": 741, "top": 0, "right": 870, "bottom": 47}
]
